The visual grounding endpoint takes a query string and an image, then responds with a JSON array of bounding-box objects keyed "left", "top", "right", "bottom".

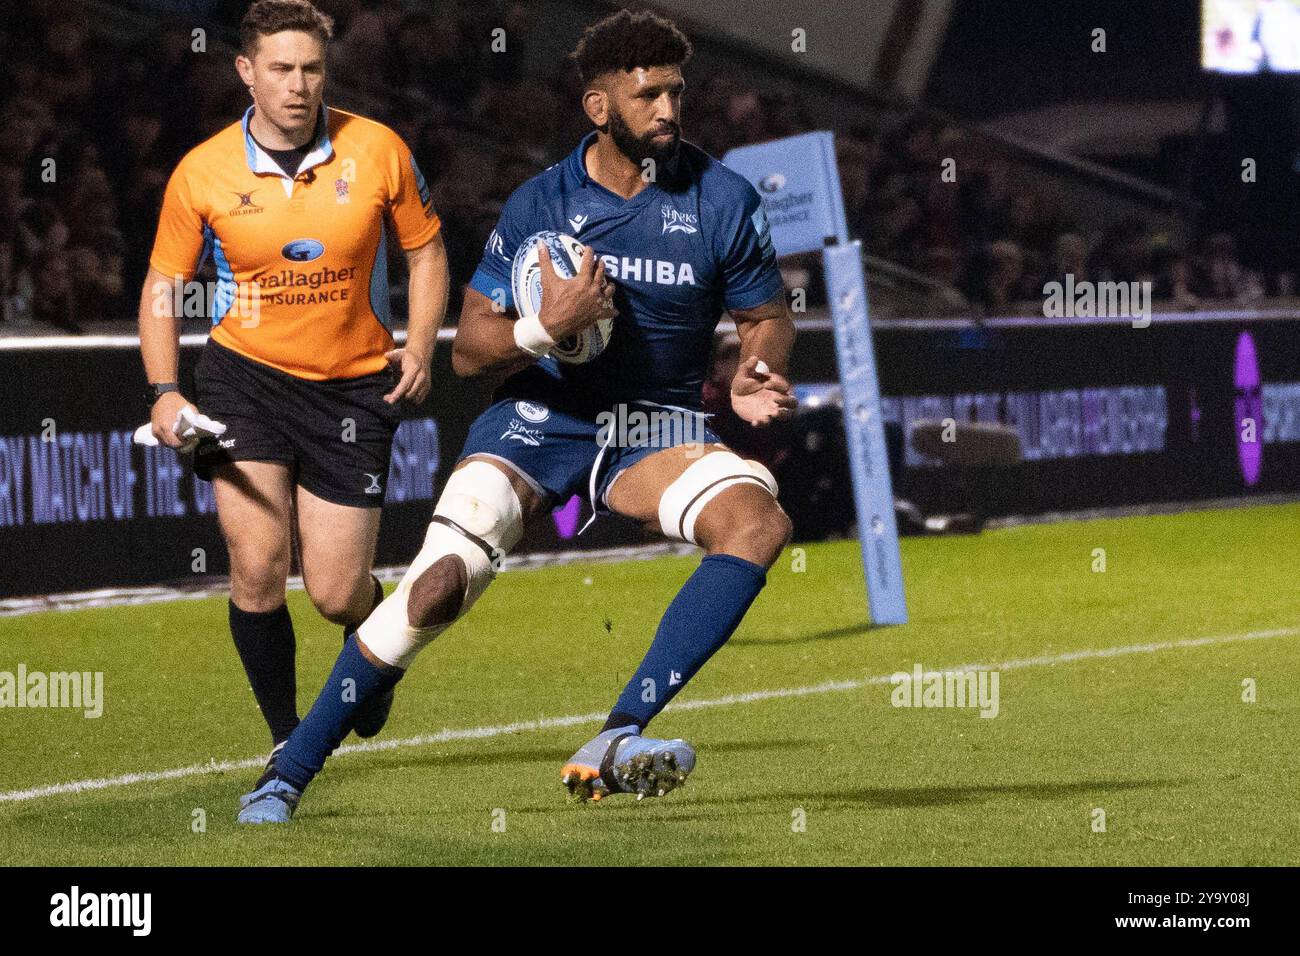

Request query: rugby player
[
  {"left": 139, "top": 1, "right": 448, "bottom": 763},
  {"left": 239, "top": 9, "right": 795, "bottom": 822}
]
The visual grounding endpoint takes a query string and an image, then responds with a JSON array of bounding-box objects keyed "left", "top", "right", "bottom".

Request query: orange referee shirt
[{"left": 150, "top": 105, "right": 440, "bottom": 380}]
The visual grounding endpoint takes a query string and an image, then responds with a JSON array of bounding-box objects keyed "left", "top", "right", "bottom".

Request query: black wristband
[{"left": 146, "top": 382, "right": 179, "bottom": 408}]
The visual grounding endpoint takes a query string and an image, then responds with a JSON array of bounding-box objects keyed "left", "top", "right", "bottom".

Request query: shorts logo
[
  {"left": 363, "top": 473, "right": 383, "bottom": 494},
  {"left": 219, "top": 438, "right": 235, "bottom": 449},
  {"left": 282, "top": 239, "right": 325, "bottom": 262},
  {"left": 515, "top": 400, "right": 549, "bottom": 424},
  {"left": 501, "top": 419, "right": 544, "bottom": 446}
]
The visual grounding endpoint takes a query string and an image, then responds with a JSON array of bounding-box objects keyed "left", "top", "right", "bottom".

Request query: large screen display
[{"left": 1204, "top": 0, "right": 1300, "bottom": 72}]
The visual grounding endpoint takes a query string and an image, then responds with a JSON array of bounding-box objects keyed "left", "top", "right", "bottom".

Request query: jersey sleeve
[
  {"left": 717, "top": 182, "right": 783, "bottom": 311},
  {"left": 466, "top": 184, "right": 535, "bottom": 310},
  {"left": 384, "top": 131, "right": 441, "bottom": 250},
  {"left": 148, "top": 161, "right": 207, "bottom": 280}
]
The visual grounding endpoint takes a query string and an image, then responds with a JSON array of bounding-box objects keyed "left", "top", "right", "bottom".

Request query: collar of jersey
[
  {"left": 241, "top": 105, "right": 333, "bottom": 178},
  {"left": 567, "top": 130, "right": 669, "bottom": 208}
]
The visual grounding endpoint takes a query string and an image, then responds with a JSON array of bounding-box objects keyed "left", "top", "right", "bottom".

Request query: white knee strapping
[
  {"left": 657, "top": 452, "right": 779, "bottom": 545},
  {"left": 433, "top": 461, "right": 525, "bottom": 554},
  {"left": 358, "top": 461, "right": 523, "bottom": 668}
]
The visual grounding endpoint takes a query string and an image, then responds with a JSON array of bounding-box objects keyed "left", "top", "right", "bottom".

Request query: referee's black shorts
[{"left": 192, "top": 340, "right": 402, "bottom": 508}]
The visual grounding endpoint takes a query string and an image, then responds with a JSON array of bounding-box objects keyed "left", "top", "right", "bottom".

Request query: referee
[{"left": 137, "top": 0, "right": 448, "bottom": 757}]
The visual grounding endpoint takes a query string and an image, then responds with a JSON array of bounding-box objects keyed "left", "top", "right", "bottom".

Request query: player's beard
[{"left": 607, "top": 106, "right": 680, "bottom": 169}]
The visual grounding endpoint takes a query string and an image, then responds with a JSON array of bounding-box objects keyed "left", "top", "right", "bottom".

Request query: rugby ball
[{"left": 510, "top": 230, "right": 614, "bottom": 364}]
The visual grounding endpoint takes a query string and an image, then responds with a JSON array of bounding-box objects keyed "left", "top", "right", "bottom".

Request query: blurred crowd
[
  {"left": 839, "top": 119, "right": 1277, "bottom": 315},
  {"left": 0, "top": 0, "right": 1281, "bottom": 335}
]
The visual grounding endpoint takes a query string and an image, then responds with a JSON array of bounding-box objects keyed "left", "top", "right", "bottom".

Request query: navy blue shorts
[{"left": 459, "top": 397, "right": 721, "bottom": 515}]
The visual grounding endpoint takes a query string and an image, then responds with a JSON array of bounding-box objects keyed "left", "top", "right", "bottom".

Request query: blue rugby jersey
[{"left": 468, "top": 131, "right": 783, "bottom": 410}]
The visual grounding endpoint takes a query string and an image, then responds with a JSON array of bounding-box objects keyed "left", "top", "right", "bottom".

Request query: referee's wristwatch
[{"left": 145, "top": 382, "right": 180, "bottom": 409}]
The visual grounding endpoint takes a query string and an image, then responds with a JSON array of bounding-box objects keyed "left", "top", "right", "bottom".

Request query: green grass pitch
[{"left": 1, "top": 502, "right": 1297, "bottom": 865}]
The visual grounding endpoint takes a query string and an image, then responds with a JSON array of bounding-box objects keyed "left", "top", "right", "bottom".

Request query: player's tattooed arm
[{"left": 728, "top": 292, "right": 798, "bottom": 427}]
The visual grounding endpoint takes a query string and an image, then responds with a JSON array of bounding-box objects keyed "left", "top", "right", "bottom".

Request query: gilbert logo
[
  {"left": 229, "top": 190, "right": 263, "bottom": 216},
  {"left": 363, "top": 473, "right": 383, "bottom": 495},
  {"left": 50, "top": 886, "right": 151, "bottom": 936}
]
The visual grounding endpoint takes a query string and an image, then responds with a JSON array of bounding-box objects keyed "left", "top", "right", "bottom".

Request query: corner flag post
[{"left": 722, "top": 132, "right": 908, "bottom": 624}]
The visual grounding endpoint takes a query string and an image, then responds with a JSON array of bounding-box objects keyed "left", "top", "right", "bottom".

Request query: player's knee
[
  {"left": 710, "top": 500, "right": 792, "bottom": 567},
  {"left": 659, "top": 452, "right": 781, "bottom": 551},
  {"left": 765, "top": 506, "right": 795, "bottom": 555},
  {"left": 766, "top": 507, "right": 795, "bottom": 562},
  {"left": 357, "top": 462, "right": 523, "bottom": 668},
  {"left": 228, "top": 548, "right": 290, "bottom": 608},
  {"left": 309, "top": 588, "right": 361, "bottom": 626},
  {"left": 300, "top": 567, "right": 372, "bottom": 624},
  {"left": 407, "top": 554, "right": 469, "bottom": 628},
  {"left": 231, "top": 548, "right": 288, "bottom": 585}
]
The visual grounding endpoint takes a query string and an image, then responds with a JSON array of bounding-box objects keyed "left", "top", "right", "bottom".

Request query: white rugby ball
[{"left": 510, "top": 230, "right": 614, "bottom": 364}]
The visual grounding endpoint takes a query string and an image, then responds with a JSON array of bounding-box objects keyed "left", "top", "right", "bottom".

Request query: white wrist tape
[{"left": 513, "top": 314, "right": 555, "bottom": 357}]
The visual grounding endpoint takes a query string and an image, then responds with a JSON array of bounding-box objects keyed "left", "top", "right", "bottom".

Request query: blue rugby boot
[
  {"left": 237, "top": 776, "right": 301, "bottom": 824},
  {"left": 561, "top": 726, "right": 695, "bottom": 802},
  {"left": 239, "top": 741, "right": 287, "bottom": 809}
]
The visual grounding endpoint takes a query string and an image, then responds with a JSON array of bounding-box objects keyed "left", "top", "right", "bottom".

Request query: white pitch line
[
  {"left": 1, "top": 626, "right": 1296, "bottom": 806},
  {"left": 0, "top": 542, "right": 699, "bottom": 617}
]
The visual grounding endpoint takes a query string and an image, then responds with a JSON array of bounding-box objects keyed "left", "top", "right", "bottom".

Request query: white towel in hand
[{"left": 133, "top": 405, "right": 227, "bottom": 454}]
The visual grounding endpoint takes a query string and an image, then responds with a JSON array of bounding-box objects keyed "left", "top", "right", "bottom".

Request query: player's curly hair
[
  {"left": 570, "top": 9, "right": 693, "bottom": 85},
  {"left": 240, "top": 0, "right": 335, "bottom": 56}
]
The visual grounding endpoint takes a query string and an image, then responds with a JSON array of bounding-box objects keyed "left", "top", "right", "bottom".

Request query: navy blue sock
[
  {"left": 607, "top": 554, "right": 767, "bottom": 731},
  {"left": 276, "top": 636, "right": 403, "bottom": 791}
]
